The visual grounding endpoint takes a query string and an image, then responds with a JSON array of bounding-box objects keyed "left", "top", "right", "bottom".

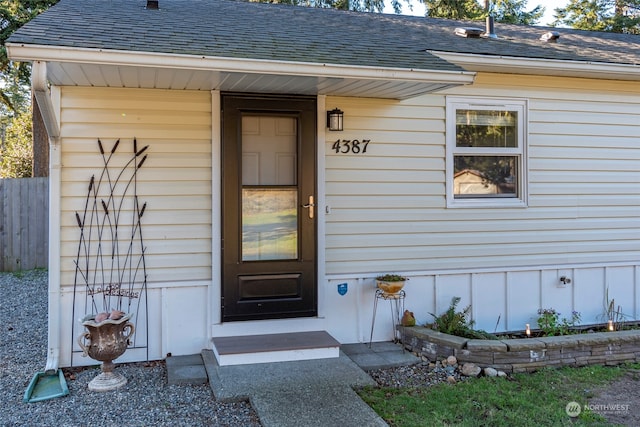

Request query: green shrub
[
  {"left": 536, "top": 308, "right": 581, "bottom": 336},
  {"left": 428, "top": 297, "right": 498, "bottom": 340}
]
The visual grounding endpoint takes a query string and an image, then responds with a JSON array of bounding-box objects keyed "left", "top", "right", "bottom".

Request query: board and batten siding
[
  {"left": 58, "top": 87, "right": 213, "bottom": 288},
  {"left": 323, "top": 74, "right": 639, "bottom": 338}
]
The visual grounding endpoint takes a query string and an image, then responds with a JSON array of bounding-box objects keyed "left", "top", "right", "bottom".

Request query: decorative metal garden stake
[{"left": 72, "top": 138, "right": 149, "bottom": 390}]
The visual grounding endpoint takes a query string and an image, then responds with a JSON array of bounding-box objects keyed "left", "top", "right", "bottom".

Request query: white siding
[
  {"left": 59, "top": 87, "right": 212, "bottom": 286},
  {"left": 324, "top": 74, "right": 640, "bottom": 276},
  {"left": 54, "top": 76, "right": 640, "bottom": 356},
  {"left": 56, "top": 87, "right": 212, "bottom": 366}
]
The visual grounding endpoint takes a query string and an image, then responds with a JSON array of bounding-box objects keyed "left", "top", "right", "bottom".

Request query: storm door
[{"left": 222, "top": 95, "right": 317, "bottom": 322}]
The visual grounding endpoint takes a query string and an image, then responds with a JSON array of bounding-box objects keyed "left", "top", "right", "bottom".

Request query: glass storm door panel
[
  {"left": 222, "top": 95, "right": 317, "bottom": 322},
  {"left": 241, "top": 116, "right": 298, "bottom": 261}
]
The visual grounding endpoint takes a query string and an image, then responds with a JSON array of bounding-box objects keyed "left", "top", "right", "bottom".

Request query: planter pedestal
[{"left": 86, "top": 361, "right": 128, "bottom": 392}]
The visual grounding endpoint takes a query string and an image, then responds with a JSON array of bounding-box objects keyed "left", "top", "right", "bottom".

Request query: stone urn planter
[{"left": 77, "top": 312, "right": 135, "bottom": 392}]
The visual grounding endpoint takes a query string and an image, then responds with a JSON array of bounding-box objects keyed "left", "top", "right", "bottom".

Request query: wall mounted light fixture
[{"left": 327, "top": 108, "right": 344, "bottom": 131}]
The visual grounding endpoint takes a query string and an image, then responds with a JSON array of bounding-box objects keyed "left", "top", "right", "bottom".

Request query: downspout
[
  {"left": 32, "top": 62, "right": 59, "bottom": 140},
  {"left": 32, "top": 61, "right": 62, "bottom": 373}
]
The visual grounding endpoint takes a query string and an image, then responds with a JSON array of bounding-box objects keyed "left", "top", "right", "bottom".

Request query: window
[{"left": 446, "top": 97, "right": 527, "bottom": 207}]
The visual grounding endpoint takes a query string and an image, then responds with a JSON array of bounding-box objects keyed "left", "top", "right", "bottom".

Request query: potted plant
[
  {"left": 375, "top": 274, "right": 408, "bottom": 296},
  {"left": 77, "top": 310, "right": 135, "bottom": 391}
]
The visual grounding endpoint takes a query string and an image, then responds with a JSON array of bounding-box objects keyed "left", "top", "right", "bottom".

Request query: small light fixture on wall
[{"left": 327, "top": 108, "right": 344, "bottom": 131}]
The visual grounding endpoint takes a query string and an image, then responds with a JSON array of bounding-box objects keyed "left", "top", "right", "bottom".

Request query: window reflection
[
  {"left": 242, "top": 188, "right": 298, "bottom": 261},
  {"left": 456, "top": 110, "right": 517, "bottom": 148}
]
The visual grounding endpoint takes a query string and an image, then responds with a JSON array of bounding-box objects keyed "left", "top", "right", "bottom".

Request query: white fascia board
[
  {"left": 7, "top": 43, "right": 475, "bottom": 85},
  {"left": 430, "top": 50, "right": 640, "bottom": 81}
]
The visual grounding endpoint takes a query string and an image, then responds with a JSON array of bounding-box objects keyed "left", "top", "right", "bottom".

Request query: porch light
[
  {"left": 327, "top": 108, "right": 344, "bottom": 131},
  {"left": 608, "top": 320, "right": 614, "bottom": 331},
  {"left": 525, "top": 324, "right": 531, "bottom": 337}
]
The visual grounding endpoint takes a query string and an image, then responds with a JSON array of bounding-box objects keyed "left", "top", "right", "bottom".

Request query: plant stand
[{"left": 369, "top": 289, "right": 405, "bottom": 350}]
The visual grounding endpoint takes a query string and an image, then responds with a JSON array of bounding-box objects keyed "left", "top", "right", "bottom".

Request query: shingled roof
[
  {"left": 7, "top": 0, "right": 640, "bottom": 100},
  {"left": 9, "top": 0, "right": 639, "bottom": 69},
  {"left": 8, "top": 0, "right": 463, "bottom": 72}
]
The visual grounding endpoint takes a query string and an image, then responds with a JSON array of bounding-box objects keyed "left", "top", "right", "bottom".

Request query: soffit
[{"left": 43, "top": 61, "right": 463, "bottom": 99}]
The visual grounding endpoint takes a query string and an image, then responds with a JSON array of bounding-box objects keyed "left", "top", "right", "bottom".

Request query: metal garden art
[{"left": 73, "top": 138, "right": 149, "bottom": 392}]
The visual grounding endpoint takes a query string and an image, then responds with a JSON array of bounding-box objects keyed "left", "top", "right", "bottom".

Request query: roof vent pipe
[
  {"left": 146, "top": 0, "right": 159, "bottom": 9},
  {"left": 485, "top": 16, "right": 498, "bottom": 39}
]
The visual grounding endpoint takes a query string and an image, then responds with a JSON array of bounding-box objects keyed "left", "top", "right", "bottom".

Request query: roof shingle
[{"left": 8, "top": 0, "right": 640, "bottom": 70}]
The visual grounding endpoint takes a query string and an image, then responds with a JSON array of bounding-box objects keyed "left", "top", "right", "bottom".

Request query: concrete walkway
[{"left": 166, "top": 342, "right": 419, "bottom": 427}]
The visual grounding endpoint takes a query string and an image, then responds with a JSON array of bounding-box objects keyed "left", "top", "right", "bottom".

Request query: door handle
[{"left": 302, "top": 195, "right": 315, "bottom": 219}]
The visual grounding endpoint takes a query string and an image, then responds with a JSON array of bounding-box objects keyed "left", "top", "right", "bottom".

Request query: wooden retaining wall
[
  {"left": 403, "top": 326, "right": 640, "bottom": 373},
  {"left": 0, "top": 178, "right": 48, "bottom": 272}
]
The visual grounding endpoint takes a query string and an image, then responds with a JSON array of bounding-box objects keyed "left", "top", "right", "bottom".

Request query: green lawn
[{"left": 358, "top": 364, "right": 638, "bottom": 426}]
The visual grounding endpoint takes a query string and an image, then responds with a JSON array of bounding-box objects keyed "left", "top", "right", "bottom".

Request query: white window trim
[{"left": 446, "top": 96, "right": 529, "bottom": 208}]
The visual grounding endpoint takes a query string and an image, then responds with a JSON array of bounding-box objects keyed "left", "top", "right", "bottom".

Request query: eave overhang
[
  {"left": 430, "top": 51, "right": 640, "bottom": 81},
  {"left": 7, "top": 44, "right": 476, "bottom": 99}
]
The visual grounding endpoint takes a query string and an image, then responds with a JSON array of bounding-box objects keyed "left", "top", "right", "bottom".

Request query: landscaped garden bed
[{"left": 402, "top": 326, "right": 640, "bottom": 373}]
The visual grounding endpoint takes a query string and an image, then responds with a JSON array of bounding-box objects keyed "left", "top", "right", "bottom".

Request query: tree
[
  {"left": 489, "top": 0, "right": 544, "bottom": 25},
  {"left": 422, "top": 0, "right": 484, "bottom": 19},
  {"left": 422, "top": 0, "right": 544, "bottom": 24},
  {"left": 1, "top": 0, "right": 59, "bottom": 112},
  {"left": 1, "top": 0, "right": 59, "bottom": 177},
  {"left": 250, "top": 0, "right": 408, "bottom": 14},
  {"left": 553, "top": 0, "right": 640, "bottom": 33},
  {"left": 0, "top": 107, "right": 33, "bottom": 178}
]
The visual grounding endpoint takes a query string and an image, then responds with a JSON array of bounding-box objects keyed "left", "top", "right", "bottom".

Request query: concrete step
[
  {"left": 211, "top": 331, "right": 340, "bottom": 366},
  {"left": 165, "top": 354, "right": 208, "bottom": 385}
]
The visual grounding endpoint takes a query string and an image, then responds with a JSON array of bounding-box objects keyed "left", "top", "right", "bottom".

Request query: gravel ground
[
  {"left": 368, "top": 362, "right": 467, "bottom": 388},
  {"left": 1, "top": 269, "right": 473, "bottom": 427},
  {"left": 0, "top": 270, "right": 260, "bottom": 427}
]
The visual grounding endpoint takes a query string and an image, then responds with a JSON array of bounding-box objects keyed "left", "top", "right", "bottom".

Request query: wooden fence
[{"left": 0, "top": 178, "right": 48, "bottom": 272}]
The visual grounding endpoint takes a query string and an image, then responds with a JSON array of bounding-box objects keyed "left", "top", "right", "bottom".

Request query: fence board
[{"left": 0, "top": 178, "right": 48, "bottom": 272}]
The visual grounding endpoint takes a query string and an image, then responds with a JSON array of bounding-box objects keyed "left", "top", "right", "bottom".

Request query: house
[
  {"left": 7, "top": 0, "right": 640, "bottom": 369},
  {"left": 454, "top": 169, "right": 499, "bottom": 195}
]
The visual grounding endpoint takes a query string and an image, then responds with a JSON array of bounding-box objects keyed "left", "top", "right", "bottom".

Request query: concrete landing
[
  {"left": 341, "top": 341, "right": 420, "bottom": 370},
  {"left": 165, "top": 342, "right": 421, "bottom": 427},
  {"left": 202, "top": 349, "right": 387, "bottom": 427}
]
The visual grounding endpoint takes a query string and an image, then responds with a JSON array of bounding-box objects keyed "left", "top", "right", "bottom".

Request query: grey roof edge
[
  {"left": 7, "top": 43, "right": 477, "bottom": 83},
  {"left": 430, "top": 50, "right": 640, "bottom": 81}
]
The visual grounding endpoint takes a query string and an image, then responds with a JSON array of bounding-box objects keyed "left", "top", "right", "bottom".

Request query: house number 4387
[{"left": 332, "top": 139, "right": 370, "bottom": 154}]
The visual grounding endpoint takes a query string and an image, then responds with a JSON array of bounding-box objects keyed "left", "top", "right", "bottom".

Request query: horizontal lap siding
[
  {"left": 59, "top": 87, "right": 212, "bottom": 286},
  {"left": 325, "top": 75, "right": 640, "bottom": 275}
]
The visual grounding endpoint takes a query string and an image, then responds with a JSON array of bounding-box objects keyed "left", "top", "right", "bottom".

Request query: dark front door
[{"left": 222, "top": 94, "right": 317, "bottom": 322}]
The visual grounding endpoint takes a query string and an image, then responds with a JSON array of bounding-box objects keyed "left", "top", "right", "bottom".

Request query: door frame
[
  {"left": 221, "top": 93, "right": 317, "bottom": 321},
  {"left": 210, "top": 91, "right": 328, "bottom": 333}
]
